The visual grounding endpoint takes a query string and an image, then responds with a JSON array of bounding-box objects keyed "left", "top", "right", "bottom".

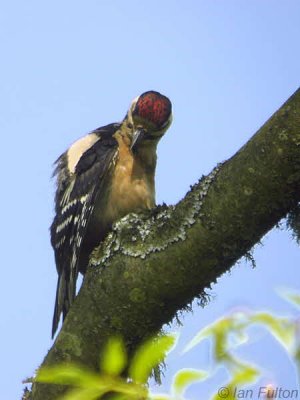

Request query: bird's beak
[{"left": 131, "top": 129, "right": 146, "bottom": 151}]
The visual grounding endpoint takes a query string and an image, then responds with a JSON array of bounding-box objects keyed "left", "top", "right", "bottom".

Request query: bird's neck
[{"left": 116, "top": 123, "right": 158, "bottom": 172}]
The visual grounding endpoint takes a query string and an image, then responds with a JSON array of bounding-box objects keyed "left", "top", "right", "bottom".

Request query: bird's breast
[{"left": 105, "top": 146, "right": 156, "bottom": 223}]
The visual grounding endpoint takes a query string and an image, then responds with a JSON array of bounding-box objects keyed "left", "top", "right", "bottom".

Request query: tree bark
[{"left": 30, "top": 88, "right": 300, "bottom": 399}]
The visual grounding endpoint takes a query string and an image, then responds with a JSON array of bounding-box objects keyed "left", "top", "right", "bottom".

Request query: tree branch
[{"left": 30, "top": 88, "right": 300, "bottom": 399}]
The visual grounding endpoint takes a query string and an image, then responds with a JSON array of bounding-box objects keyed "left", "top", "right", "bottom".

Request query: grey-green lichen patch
[{"left": 90, "top": 164, "right": 222, "bottom": 268}]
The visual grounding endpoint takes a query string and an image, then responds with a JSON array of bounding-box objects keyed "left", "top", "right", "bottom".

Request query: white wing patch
[{"left": 67, "top": 133, "right": 100, "bottom": 173}]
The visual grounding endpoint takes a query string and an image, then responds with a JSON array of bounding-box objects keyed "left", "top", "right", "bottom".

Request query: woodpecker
[{"left": 50, "top": 91, "right": 172, "bottom": 337}]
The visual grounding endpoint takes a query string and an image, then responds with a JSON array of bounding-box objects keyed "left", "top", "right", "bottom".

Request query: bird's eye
[{"left": 127, "top": 122, "right": 133, "bottom": 129}]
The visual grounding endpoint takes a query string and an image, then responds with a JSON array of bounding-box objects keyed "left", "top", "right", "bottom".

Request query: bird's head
[{"left": 126, "top": 91, "right": 172, "bottom": 152}]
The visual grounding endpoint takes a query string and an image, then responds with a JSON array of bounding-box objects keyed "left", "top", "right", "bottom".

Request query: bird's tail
[{"left": 52, "top": 269, "right": 73, "bottom": 338}]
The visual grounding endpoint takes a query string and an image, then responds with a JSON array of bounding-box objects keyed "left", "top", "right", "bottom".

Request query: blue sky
[{"left": 1, "top": 1, "right": 300, "bottom": 399}]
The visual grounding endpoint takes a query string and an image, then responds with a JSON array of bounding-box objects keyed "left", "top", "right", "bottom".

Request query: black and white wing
[{"left": 50, "top": 123, "right": 120, "bottom": 337}]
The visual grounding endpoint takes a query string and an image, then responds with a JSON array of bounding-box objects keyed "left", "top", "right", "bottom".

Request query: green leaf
[
  {"left": 36, "top": 365, "right": 104, "bottom": 388},
  {"left": 129, "top": 334, "right": 176, "bottom": 384},
  {"left": 101, "top": 337, "right": 127, "bottom": 376},
  {"left": 250, "top": 312, "right": 295, "bottom": 351},
  {"left": 37, "top": 364, "right": 149, "bottom": 399},
  {"left": 172, "top": 368, "right": 208, "bottom": 396}
]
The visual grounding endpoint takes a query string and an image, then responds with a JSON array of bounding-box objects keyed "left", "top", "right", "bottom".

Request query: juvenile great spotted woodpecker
[{"left": 51, "top": 91, "right": 172, "bottom": 337}]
